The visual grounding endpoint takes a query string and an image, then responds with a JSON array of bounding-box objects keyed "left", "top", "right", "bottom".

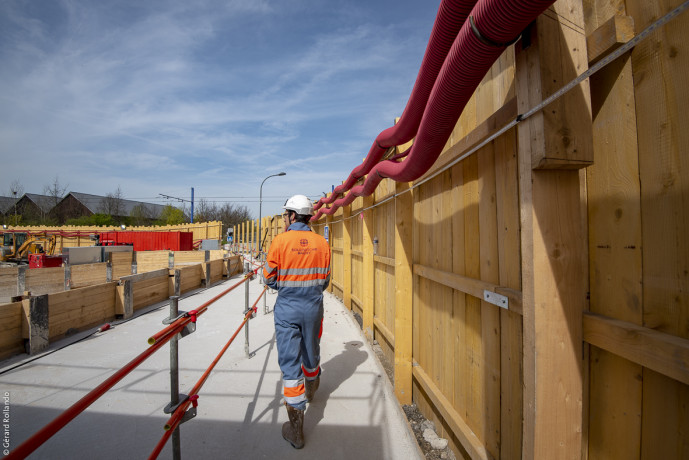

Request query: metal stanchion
[
  {"left": 244, "top": 262, "right": 254, "bottom": 358},
  {"left": 162, "top": 295, "right": 197, "bottom": 459},
  {"left": 263, "top": 285, "right": 268, "bottom": 314},
  {"left": 168, "top": 296, "right": 181, "bottom": 460}
]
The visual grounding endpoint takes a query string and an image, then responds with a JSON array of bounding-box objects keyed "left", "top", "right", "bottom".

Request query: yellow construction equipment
[{"left": 0, "top": 232, "right": 57, "bottom": 264}]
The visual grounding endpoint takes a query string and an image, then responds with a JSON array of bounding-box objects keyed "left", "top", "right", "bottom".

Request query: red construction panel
[{"left": 97, "top": 231, "right": 194, "bottom": 251}]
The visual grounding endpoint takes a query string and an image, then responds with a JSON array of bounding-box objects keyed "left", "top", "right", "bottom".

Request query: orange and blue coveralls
[{"left": 262, "top": 222, "right": 331, "bottom": 410}]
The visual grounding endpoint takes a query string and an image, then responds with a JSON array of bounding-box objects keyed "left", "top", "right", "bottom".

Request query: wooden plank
[
  {"left": 587, "top": 10, "right": 643, "bottom": 454},
  {"left": 120, "top": 268, "right": 169, "bottom": 283},
  {"left": 478, "top": 143, "right": 501, "bottom": 457},
  {"left": 373, "top": 316, "right": 394, "bottom": 348},
  {"left": 494, "top": 125, "right": 523, "bottom": 460},
  {"left": 586, "top": 15, "right": 635, "bottom": 64},
  {"left": 331, "top": 280, "right": 343, "bottom": 293},
  {"left": 48, "top": 283, "right": 116, "bottom": 314},
  {"left": 343, "top": 206, "right": 352, "bottom": 310},
  {"left": 463, "top": 153, "right": 484, "bottom": 448},
  {"left": 413, "top": 362, "right": 494, "bottom": 460},
  {"left": 394, "top": 181, "right": 413, "bottom": 404},
  {"left": 362, "top": 194, "right": 375, "bottom": 341},
  {"left": 627, "top": 1, "right": 689, "bottom": 456},
  {"left": 373, "top": 255, "right": 395, "bottom": 267},
  {"left": 0, "top": 302, "right": 24, "bottom": 360},
  {"left": 414, "top": 264, "right": 522, "bottom": 315},
  {"left": 71, "top": 263, "right": 108, "bottom": 288},
  {"left": 584, "top": 312, "right": 689, "bottom": 386}
]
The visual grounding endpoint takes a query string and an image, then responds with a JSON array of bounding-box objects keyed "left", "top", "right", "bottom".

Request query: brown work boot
[
  {"left": 282, "top": 403, "right": 305, "bottom": 449},
  {"left": 305, "top": 376, "right": 320, "bottom": 402}
]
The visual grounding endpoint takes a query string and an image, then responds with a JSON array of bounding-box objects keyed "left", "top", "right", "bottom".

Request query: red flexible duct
[
  {"left": 313, "top": 0, "right": 555, "bottom": 220},
  {"left": 313, "top": 0, "right": 477, "bottom": 211}
]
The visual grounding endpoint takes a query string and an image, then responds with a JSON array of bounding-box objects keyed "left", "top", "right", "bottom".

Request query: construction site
[{"left": 1, "top": 0, "right": 688, "bottom": 459}]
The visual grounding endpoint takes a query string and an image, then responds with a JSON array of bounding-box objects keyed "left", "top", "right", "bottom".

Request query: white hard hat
[{"left": 283, "top": 194, "right": 314, "bottom": 215}]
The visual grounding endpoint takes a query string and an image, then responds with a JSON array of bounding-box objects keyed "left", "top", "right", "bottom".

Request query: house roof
[
  {"left": 66, "top": 192, "right": 166, "bottom": 218},
  {"left": 22, "top": 193, "right": 56, "bottom": 213},
  {"left": 0, "top": 196, "right": 18, "bottom": 215}
]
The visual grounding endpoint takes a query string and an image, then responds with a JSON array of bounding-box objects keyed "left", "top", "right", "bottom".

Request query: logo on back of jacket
[{"left": 292, "top": 238, "right": 317, "bottom": 255}]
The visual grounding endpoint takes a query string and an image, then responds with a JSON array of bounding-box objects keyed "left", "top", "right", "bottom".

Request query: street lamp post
[{"left": 258, "top": 172, "right": 286, "bottom": 258}]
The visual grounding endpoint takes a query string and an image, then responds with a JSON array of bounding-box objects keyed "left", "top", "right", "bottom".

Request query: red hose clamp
[
  {"left": 188, "top": 310, "right": 198, "bottom": 323},
  {"left": 189, "top": 394, "right": 199, "bottom": 408},
  {"left": 252, "top": 306, "right": 257, "bottom": 315}
]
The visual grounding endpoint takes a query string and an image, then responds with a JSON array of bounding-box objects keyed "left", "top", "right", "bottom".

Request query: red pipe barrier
[
  {"left": 314, "top": 0, "right": 478, "bottom": 211},
  {"left": 147, "top": 273, "right": 252, "bottom": 345},
  {"left": 312, "top": 0, "right": 556, "bottom": 221},
  {"left": 6, "top": 329, "right": 178, "bottom": 459},
  {"left": 149, "top": 294, "right": 263, "bottom": 460}
]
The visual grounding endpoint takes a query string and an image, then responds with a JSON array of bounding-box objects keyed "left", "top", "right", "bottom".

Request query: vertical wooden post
[
  {"left": 325, "top": 214, "right": 333, "bottom": 294},
  {"left": 116, "top": 279, "right": 133, "bottom": 319},
  {"left": 362, "top": 195, "right": 375, "bottom": 341},
  {"left": 394, "top": 182, "right": 413, "bottom": 404},
  {"left": 343, "top": 206, "right": 352, "bottom": 309},
  {"left": 516, "top": 5, "right": 591, "bottom": 458},
  {"left": 254, "top": 219, "right": 258, "bottom": 255}
]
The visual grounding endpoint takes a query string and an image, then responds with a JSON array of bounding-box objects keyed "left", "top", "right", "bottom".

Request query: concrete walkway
[{"left": 0, "top": 274, "right": 422, "bottom": 459}]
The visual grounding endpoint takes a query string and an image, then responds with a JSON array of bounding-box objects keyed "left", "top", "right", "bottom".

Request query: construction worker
[{"left": 262, "top": 194, "right": 331, "bottom": 449}]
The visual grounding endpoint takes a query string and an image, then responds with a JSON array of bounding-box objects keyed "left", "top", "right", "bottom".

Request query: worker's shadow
[{"left": 304, "top": 340, "right": 368, "bottom": 430}]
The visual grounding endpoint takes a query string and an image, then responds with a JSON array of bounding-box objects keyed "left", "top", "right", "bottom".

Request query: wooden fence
[
  {"left": 0, "top": 221, "right": 223, "bottom": 252},
  {"left": 0, "top": 252, "right": 243, "bottom": 360},
  {"left": 236, "top": 1, "right": 689, "bottom": 458}
]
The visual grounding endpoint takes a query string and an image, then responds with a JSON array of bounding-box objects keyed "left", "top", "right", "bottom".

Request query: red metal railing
[
  {"left": 148, "top": 286, "right": 268, "bottom": 459},
  {"left": 6, "top": 270, "right": 260, "bottom": 459}
]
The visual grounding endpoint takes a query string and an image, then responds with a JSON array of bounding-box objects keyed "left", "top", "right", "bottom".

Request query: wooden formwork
[
  {"left": 271, "top": 1, "right": 689, "bottom": 458},
  {"left": 0, "top": 301, "right": 23, "bottom": 360},
  {"left": 48, "top": 283, "right": 117, "bottom": 339},
  {"left": 71, "top": 262, "right": 108, "bottom": 288}
]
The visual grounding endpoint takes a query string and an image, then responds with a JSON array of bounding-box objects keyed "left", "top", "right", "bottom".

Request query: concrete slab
[{"left": 0, "top": 275, "right": 423, "bottom": 459}]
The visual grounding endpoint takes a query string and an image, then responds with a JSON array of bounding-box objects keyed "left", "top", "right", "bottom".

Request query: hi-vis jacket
[
  {"left": 263, "top": 222, "right": 331, "bottom": 409},
  {"left": 262, "top": 222, "right": 331, "bottom": 300}
]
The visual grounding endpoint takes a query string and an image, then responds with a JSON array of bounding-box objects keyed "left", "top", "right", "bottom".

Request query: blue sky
[{"left": 0, "top": 0, "right": 440, "bottom": 218}]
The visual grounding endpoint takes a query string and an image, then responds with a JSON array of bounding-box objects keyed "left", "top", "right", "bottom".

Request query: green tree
[
  {"left": 157, "top": 205, "right": 186, "bottom": 225},
  {"left": 130, "top": 204, "right": 153, "bottom": 226},
  {"left": 66, "top": 213, "right": 115, "bottom": 226}
]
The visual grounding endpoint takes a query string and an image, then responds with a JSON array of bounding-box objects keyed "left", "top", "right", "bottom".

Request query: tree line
[{"left": 4, "top": 177, "right": 253, "bottom": 233}]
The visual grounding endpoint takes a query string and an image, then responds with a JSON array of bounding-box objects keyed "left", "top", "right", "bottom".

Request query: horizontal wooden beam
[
  {"left": 119, "top": 268, "right": 169, "bottom": 284},
  {"left": 413, "top": 264, "right": 522, "bottom": 315},
  {"left": 583, "top": 312, "right": 689, "bottom": 386},
  {"left": 373, "top": 316, "right": 394, "bottom": 348},
  {"left": 412, "top": 362, "right": 493, "bottom": 460},
  {"left": 374, "top": 255, "right": 395, "bottom": 267},
  {"left": 351, "top": 294, "right": 363, "bottom": 309},
  {"left": 351, "top": 250, "right": 364, "bottom": 258},
  {"left": 586, "top": 15, "right": 635, "bottom": 65},
  {"left": 331, "top": 280, "right": 343, "bottom": 292},
  {"left": 331, "top": 246, "right": 344, "bottom": 253}
]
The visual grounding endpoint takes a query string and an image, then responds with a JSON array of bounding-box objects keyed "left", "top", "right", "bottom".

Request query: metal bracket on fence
[
  {"left": 483, "top": 290, "right": 509, "bottom": 309},
  {"left": 164, "top": 393, "right": 189, "bottom": 414},
  {"left": 180, "top": 406, "right": 197, "bottom": 425},
  {"left": 162, "top": 310, "right": 197, "bottom": 338}
]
